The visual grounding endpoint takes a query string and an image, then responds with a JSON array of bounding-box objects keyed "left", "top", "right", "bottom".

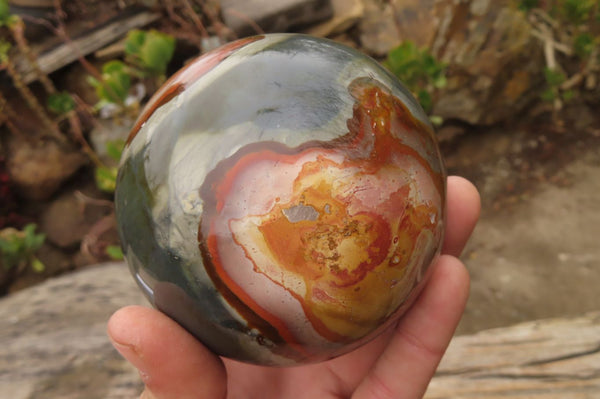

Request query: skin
[{"left": 108, "top": 175, "right": 480, "bottom": 399}]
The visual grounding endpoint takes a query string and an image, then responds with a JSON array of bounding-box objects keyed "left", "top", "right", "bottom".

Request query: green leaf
[
  {"left": 47, "top": 92, "right": 76, "bottom": 115},
  {"left": 0, "top": 225, "right": 45, "bottom": 271},
  {"left": 385, "top": 40, "right": 446, "bottom": 115},
  {"left": 124, "top": 29, "right": 146, "bottom": 56},
  {"left": 433, "top": 74, "right": 447, "bottom": 89},
  {"left": 105, "top": 139, "right": 125, "bottom": 162},
  {"left": 31, "top": 257, "right": 45, "bottom": 273},
  {"left": 0, "top": 0, "right": 10, "bottom": 25},
  {"left": 541, "top": 88, "right": 557, "bottom": 102},
  {"left": 429, "top": 115, "right": 444, "bottom": 126},
  {"left": 95, "top": 166, "right": 118, "bottom": 193},
  {"left": 544, "top": 67, "right": 566, "bottom": 86},
  {"left": 561, "top": 0, "right": 595, "bottom": 25},
  {"left": 561, "top": 89, "right": 575, "bottom": 102},
  {"left": 94, "top": 60, "right": 131, "bottom": 104},
  {"left": 417, "top": 90, "right": 433, "bottom": 113},
  {"left": 23, "top": 224, "right": 44, "bottom": 251},
  {"left": 125, "top": 29, "right": 175, "bottom": 76},
  {"left": 518, "top": 0, "right": 539, "bottom": 11},
  {"left": 0, "top": 39, "right": 11, "bottom": 62},
  {"left": 574, "top": 33, "right": 595, "bottom": 59},
  {"left": 105, "top": 245, "right": 124, "bottom": 260}
]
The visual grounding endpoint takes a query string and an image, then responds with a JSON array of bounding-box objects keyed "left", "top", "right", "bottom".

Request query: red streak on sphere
[{"left": 199, "top": 78, "right": 444, "bottom": 350}]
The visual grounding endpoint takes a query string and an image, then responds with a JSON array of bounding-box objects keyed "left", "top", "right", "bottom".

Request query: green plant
[
  {"left": 541, "top": 67, "right": 575, "bottom": 103},
  {"left": 0, "top": 0, "right": 16, "bottom": 26},
  {"left": 47, "top": 91, "right": 76, "bottom": 115},
  {"left": 560, "top": 0, "right": 596, "bottom": 25},
  {"left": 105, "top": 245, "right": 124, "bottom": 260},
  {"left": 0, "top": 224, "right": 45, "bottom": 272},
  {"left": 125, "top": 29, "right": 176, "bottom": 77},
  {"left": 88, "top": 60, "right": 132, "bottom": 106},
  {"left": 573, "top": 33, "right": 597, "bottom": 59},
  {"left": 384, "top": 41, "right": 447, "bottom": 116},
  {"left": 95, "top": 139, "right": 125, "bottom": 193},
  {"left": 523, "top": 0, "right": 600, "bottom": 111},
  {"left": 87, "top": 29, "right": 175, "bottom": 110},
  {"left": 518, "top": 0, "right": 540, "bottom": 12}
]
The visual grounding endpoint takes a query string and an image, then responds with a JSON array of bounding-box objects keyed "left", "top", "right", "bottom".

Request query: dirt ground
[{"left": 442, "top": 107, "right": 600, "bottom": 334}]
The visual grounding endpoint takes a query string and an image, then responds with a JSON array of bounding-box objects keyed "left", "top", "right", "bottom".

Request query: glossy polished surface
[{"left": 115, "top": 34, "right": 446, "bottom": 366}]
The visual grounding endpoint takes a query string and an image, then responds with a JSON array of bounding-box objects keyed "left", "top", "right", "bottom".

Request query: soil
[{"left": 442, "top": 105, "right": 600, "bottom": 334}]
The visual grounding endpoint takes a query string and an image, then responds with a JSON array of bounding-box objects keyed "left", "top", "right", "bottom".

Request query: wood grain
[
  {"left": 12, "top": 9, "right": 160, "bottom": 84},
  {"left": 427, "top": 312, "right": 600, "bottom": 398}
]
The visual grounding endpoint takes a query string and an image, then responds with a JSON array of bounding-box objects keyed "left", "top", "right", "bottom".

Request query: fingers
[
  {"left": 107, "top": 306, "right": 227, "bottom": 399},
  {"left": 352, "top": 254, "right": 470, "bottom": 399},
  {"left": 443, "top": 176, "right": 481, "bottom": 257}
]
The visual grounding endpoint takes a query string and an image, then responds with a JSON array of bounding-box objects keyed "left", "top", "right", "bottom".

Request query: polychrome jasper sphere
[{"left": 115, "top": 34, "right": 446, "bottom": 366}]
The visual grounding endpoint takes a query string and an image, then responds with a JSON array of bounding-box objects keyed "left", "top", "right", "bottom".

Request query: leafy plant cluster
[
  {"left": 0, "top": 1, "right": 176, "bottom": 269},
  {"left": 89, "top": 29, "right": 176, "bottom": 107},
  {"left": 518, "top": 0, "right": 600, "bottom": 108},
  {"left": 88, "top": 30, "right": 175, "bottom": 193},
  {"left": 0, "top": 224, "right": 45, "bottom": 273},
  {"left": 383, "top": 41, "right": 447, "bottom": 125}
]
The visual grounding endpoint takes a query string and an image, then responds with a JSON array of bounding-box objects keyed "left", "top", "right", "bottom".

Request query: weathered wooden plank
[
  {"left": 12, "top": 9, "right": 160, "bottom": 84},
  {"left": 427, "top": 312, "right": 600, "bottom": 398},
  {"left": 221, "top": 0, "right": 333, "bottom": 36}
]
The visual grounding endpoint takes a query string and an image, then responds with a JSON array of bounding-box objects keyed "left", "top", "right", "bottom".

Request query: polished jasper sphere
[{"left": 115, "top": 34, "right": 446, "bottom": 366}]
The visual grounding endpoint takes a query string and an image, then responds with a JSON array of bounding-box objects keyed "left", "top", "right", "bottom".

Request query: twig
[
  {"left": 530, "top": 29, "right": 573, "bottom": 56},
  {"left": 74, "top": 190, "right": 115, "bottom": 208},
  {"left": 10, "top": 18, "right": 57, "bottom": 95},
  {"left": 80, "top": 212, "right": 117, "bottom": 260},
  {"left": 180, "top": 0, "right": 209, "bottom": 38},
  {"left": 197, "top": 0, "right": 236, "bottom": 39},
  {"left": 223, "top": 8, "right": 265, "bottom": 35},
  {"left": 66, "top": 111, "right": 103, "bottom": 168},
  {"left": 0, "top": 55, "right": 67, "bottom": 144},
  {"left": 531, "top": 8, "right": 560, "bottom": 29},
  {"left": 0, "top": 91, "right": 24, "bottom": 137}
]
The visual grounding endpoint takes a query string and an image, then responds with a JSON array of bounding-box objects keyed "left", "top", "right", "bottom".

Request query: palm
[
  {"left": 222, "top": 330, "right": 390, "bottom": 398},
  {"left": 108, "top": 176, "right": 480, "bottom": 399}
]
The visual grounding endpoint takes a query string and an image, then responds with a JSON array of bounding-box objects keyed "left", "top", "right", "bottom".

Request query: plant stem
[
  {"left": 10, "top": 17, "right": 57, "bottom": 95},
  {"left": 66, "top": 110, "right": 103, "bottom": 168},
  {"left": 1, "top": 57, "right": 67, "bottom": 144},
  {"left": 0, "top": 90, "right": 24, "bottom": 137}
]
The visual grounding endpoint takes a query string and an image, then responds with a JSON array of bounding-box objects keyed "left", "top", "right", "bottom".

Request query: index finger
[{"left": 443, "top": 176, "right": 481, "bottom": 257}]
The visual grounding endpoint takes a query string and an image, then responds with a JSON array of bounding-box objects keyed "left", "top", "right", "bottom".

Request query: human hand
[{"left": 108, "top": 175, "right": 480, "bottom": 399}]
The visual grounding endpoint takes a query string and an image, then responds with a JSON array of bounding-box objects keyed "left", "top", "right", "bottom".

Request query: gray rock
[
  {"left": 0, "top": 262, "right": 146, "bottom": 399},
  {"left": 359, "top": 0, "right": 544, "bottom": 125}
]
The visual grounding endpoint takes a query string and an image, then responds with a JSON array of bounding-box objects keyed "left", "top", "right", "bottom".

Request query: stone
[
  {"left": 358, "top": 0, "right": 401, "bottom": 57},
  {"left": 429, "top": 1, "right": 544, "bottom": 125},
  {"left": 116, "top": 34, "right": 446, "bottom": 366},
  {"left": 359, "top": 0, "right": 544, "bottom": 125},
  {"left": 39, "top": 187, "right": 113, "bottom": 249},
  {"left": 6, "top": 135, "right": 88, "bottom": 201}
]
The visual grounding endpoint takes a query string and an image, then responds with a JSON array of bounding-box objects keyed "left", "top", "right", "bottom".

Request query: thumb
[{"left": 108, "top": 305, "right": 227, "bottom": 399}]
